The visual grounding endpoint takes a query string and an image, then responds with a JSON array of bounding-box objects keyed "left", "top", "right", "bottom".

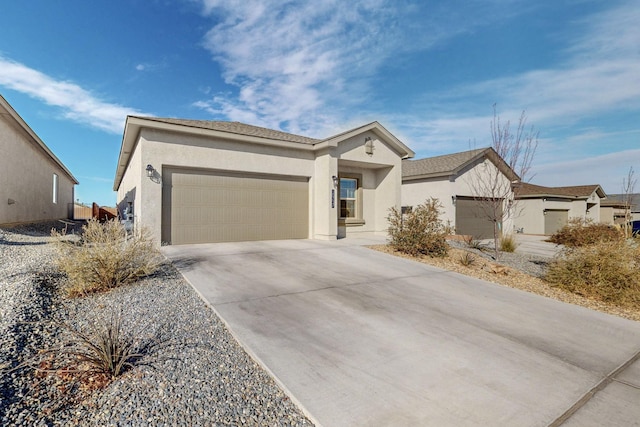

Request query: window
[
  {"left": 340, "top": 178, "right": 357, "bottom": 218},
  {"left": 52, "top": 173, "right": 59, "bottom": 204}
]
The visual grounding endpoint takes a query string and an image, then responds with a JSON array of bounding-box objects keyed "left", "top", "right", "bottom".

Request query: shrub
[
  {"left": 387, "top": 198, "right": 448, "bottom": 257},
  {"left": 57, "top": 311, "right": 143, "bottom": 380},
  {"left": 458, "top": 252, "right": 476, "bottom": 267},
  {"left": 52, "top": 219, "right": 161, "bottom": 296},
  {"left": 500, "top": 234, "right": 518, "bottom": 252},
  {"left": 548, "top": 218, "right": 623, "bottom": 247},
  {"left": 545, "top": 240, "right": 640, "bottom": 309}
]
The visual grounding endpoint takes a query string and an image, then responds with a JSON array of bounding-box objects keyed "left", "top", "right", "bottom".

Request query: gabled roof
[
  {"left": 402, "top": 147, "right": 519, "bottom": 182},
  {"left": 601, "top": 193, "right": 640, "bottom": 211},
  {"left": 0, "top": 94, "right": 78, "bottom": 184},
  {"left": 515, "top": 183, "right": 606, "bottom": 200},
  {"left": 113, "top": 117, "right": 414, "bottom": 191},
  {"left": 132, "top": 117, "right": 320, "bottom": 145}
]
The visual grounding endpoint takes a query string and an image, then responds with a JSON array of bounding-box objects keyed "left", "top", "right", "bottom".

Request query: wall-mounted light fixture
[
  {"left": 146, "top": 164, "right": 154, "bottom": 178},
  {"left": 332, "top": 175, "right": 339, "bottom": 187},
  {"left": 364, "top": 137, "right": 374, "bottom": 155},
  {"left": 451, "top": 195, "right": 456, "bottom": 205}
]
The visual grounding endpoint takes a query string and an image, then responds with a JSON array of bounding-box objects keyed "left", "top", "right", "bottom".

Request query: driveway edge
[{"left": 168, "top": 257, "right": 324, "bottom": 427}]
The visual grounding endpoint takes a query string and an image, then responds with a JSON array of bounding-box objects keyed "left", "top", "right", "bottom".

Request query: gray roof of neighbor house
[
  {"left": 0, "top": 94, "right": 78, "bottom": 184},
  {"left": 113, "top": 116, "right": 414, "bottom": 191},
  {"left": 601, "top": 193, "right": 640, "bottom": 210},
  {"left": 516, "top": 183, "right": 606, "bottom": 199},
  {"left": 402, "top": 147, "right": 520, "bottom": 182}
]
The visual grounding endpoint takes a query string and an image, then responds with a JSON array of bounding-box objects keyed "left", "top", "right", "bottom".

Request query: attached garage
[
  {"left": 162, "top": 168, "right": 309, "bottom": 245},
  {"left": 455, "top": 197, "right": 501, "bottom": 239},
  {"left": 544, "top": 209, "right": 568, "bottom": 235}
]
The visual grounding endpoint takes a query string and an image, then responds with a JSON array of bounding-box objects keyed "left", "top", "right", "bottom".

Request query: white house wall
[{"left": 0, "top": 116, "right": 74, "bottom": 224}]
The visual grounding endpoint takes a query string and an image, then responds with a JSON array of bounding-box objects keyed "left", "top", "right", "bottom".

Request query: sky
[{"left": 0, "top": 0, "right": 638, "bottom": 206}]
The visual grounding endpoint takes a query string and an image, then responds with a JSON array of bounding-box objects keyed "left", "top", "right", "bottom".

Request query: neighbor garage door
[
  {"left": 544, "top": 210, "right": 568, "bottom": 235},
  {"left": 455, "top": 197, "right": 501, "bottom": 239},
  {"left": 162, "top": 168, "right": 309, "bottom": 245}
]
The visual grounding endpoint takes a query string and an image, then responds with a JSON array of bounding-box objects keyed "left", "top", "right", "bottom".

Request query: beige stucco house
[
  {"left": 514, "top": 183, "right": 606, "bottom": 235},
  {"left": 0, "top": 95, "right": 77, "bottom": 225},
  {"left": 600, "top": 193, "right": 640, "bottom": 225},
  {"left": 113, "top": 117, "right": 414, "bottom": 245},
  {"left": 401, "top": 148, "right": 520, "bottom": 239}
]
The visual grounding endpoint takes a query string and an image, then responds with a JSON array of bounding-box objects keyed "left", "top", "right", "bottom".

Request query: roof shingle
[
  {"left": 402, "top": 148, "right": 487, "bottom": 178},
  {"left": 131, "top": 116, "right": 321, "bottom": 145}
]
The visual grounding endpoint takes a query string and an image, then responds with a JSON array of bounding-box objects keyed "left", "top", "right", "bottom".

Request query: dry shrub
[
  {"left": 387, "top": 198, "right": 449, "bottom": 257},
  {"left": 548, "top": 218, "right": 623, "bottom": 247},
  {"left": 545, "top": 240, "right": 640, "bottom": 309},
  {"left": 52, "top": 219, "right": 161, "bottom": 296},
  {"left": 500, "top": 234, "right": 518, "bottom": 252},
  {"left": 458, "top": 252, "right": 476, "bottom": 266}
]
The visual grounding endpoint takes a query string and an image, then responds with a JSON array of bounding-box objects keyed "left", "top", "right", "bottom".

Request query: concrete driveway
[{"left": 162, "top": 239, "right": 640, "bottom": 427}]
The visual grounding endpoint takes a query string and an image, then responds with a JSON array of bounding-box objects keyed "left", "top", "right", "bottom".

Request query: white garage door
[{"left": 162, "top": 168, "right": 309, "bottom": 245}]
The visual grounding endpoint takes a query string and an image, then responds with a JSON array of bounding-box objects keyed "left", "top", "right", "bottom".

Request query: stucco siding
[
  {"left": 0, "top": 115, "right": 74, "bottom": 224},
  {"left": 336, "top": 130, "right": 403, "bottom": 237},
  {"left": 121, "top": 129, "right": 316, "bottom": 243},
  {"left": 402, "top": 158, "right": 515, "bottom": 234}
]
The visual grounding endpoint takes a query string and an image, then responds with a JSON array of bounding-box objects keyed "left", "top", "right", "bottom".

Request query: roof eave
[
  {"left": 113, "top": 116, "right": 317, "bottom": 191},
  {"left": 319, "top": 121, "right": 415, "bottom": 159}
]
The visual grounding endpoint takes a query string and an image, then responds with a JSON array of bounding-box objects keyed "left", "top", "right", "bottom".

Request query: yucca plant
[
  {"left": 458, "top": 252, "right": 476, "bottom": 267},
  {"left": 63, "top": 312, "right": 142, "bottom": 379}
]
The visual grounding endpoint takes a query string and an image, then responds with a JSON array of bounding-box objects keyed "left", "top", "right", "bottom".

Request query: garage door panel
[
  {"left": 455, "top": 197, "right": 501, "bottom": 240},
  {"left": 162, "top": 168, "right": 309, "bottom": 244}
]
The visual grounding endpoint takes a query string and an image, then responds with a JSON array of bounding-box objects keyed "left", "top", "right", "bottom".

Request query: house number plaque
[{"left": 331, "top": 189, "right": 335, "bottom": 208}]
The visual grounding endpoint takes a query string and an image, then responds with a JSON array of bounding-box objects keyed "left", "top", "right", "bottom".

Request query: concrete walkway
[
  {"left": 515, "top": 234, "right": 564, "bottom": 258},
  {"left": 163, "top": 239, "right": 640, "bottom": 427}
]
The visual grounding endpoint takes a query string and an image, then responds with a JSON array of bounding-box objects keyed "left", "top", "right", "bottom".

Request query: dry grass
[
  {"left": 52, "top": 219, "right": 161, "bottom": 297},
  {"left": 499, "top": 234, "right": 518, "bottom": 252},
  {"left": 548, "top": 218, "right": 623, "bottom": 247},
  {"left": 546, "top": 241, "right": 640, "bottom": 310},
  {"left": 369, "top": 244, "right": 640, "bottom": 322}
]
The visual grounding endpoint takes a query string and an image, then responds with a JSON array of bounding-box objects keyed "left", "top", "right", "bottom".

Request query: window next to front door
[
  {"left": 339, "top": 175, "right": 365, "bottom": 225},
  {"left": 340, "top": 178, "right": 357, "bottom": 218}
]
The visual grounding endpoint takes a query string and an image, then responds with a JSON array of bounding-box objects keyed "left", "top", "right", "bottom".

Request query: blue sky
[{"left": 1, "top": 0, "right": 638, "bottom": 206}]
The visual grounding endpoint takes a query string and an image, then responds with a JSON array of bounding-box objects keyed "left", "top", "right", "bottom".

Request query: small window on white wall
[{"left": 52, "top": 173, "right": 58, "bottom": 204}]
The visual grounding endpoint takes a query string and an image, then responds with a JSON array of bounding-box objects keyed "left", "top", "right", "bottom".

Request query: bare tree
[
  {"left": 622, "top": 166, "right": 636, "bottom": 238},
  {"left": 468, "top": 104, "right": 539, "bottom": 259}
]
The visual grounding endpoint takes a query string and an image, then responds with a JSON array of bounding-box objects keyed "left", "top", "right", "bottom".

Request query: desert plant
[
  {"left": 548, "top": 218, "right": 623, "bottom": 247},
  {"left": 52, "top": 219, "right": 161, "bottom": 296},
  {"left": 545, "top": 240, "right": 640, "bottom": 309},
  {"left": 387, "top": 198, "right": 449, "bottom": 257},
  {"left": 458, "top": 252, "right": 476, "bottom": 267},
  {"left": 500, "top": 234, "right": 518, "bottom": 252},
  {"left": 56, "top": 311, "right": 143, "bottom": 379}
]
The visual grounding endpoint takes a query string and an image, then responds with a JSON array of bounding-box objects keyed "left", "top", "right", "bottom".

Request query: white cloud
[
  {"left": 407, "top": 0, "right": 640, "bottom": 152},
  {"left": 0, "top": 56, "right": 148, "bottom": 134},
  {"left": 531, "top": 149, "right": 640, "bottom": 194},
  {"left": 194, "top": 0, "right": 525, "bottom": 136}
]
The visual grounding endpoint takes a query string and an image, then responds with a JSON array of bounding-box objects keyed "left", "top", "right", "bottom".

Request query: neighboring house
[
  {"left": 600, "top": 193, "right": 640, "bottom": 224},
  {"left": 514, "top": 183, "right": 606, "bottom": 235},
  {"left": 113, "top": 117, "right": 414, "bottom": 245},
  {"left": 0, "top": 95, "right": 78, "bottom": 225},
  {"left": 402, "top": 147, "right": 520, "bottom": 239}
]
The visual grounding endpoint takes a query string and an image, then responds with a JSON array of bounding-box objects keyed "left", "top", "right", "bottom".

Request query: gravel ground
[{"left": 0, "top": 222, "right": 313, "bottom": 426}]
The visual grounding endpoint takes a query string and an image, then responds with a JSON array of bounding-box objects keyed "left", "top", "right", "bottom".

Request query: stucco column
[{"left": 313, "top": 149, "right": 338, "bottom": 240}]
